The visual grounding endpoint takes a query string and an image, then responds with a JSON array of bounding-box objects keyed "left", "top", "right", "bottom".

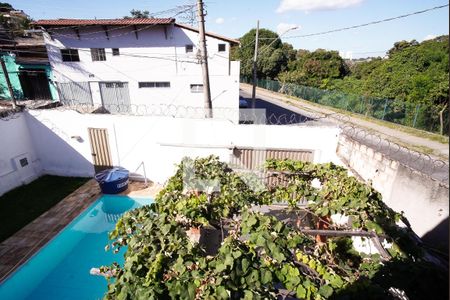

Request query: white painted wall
[
  {"left": 44, "top": 24, "right": 240, "bottom": 118},
  {"left": 337, "top": 134, "right": 449, "bottom": 248},
  {"left": 26, "top": 110, "right": 341, "bottom": 185},
  {"left": 0, "top": 113, "right": 42, "bottom": 196}
]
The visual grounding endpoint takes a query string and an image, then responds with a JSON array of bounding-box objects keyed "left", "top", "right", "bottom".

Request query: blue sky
[{"left": 8, "top": 0, "right": 449, "bottom": 58}]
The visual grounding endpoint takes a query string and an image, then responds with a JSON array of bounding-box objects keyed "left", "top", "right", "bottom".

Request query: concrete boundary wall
[
  {"left": 337, "top": 134, "right": 449, "bottom": 249},
  {"left": 0, "top": 113, "right": 42, "bottom": 196},
  {"left": 1, "top": 109, "right": 340, "bottom": 195}
]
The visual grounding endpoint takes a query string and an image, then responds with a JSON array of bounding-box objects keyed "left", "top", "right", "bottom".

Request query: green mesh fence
[{"left": 241, "top": 77, "right": 449, "bottom": 134}]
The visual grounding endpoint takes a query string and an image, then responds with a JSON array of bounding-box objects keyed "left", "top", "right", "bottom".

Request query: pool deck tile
[{"left": 0, "top": 179, "right": 161, "bottom": 283}]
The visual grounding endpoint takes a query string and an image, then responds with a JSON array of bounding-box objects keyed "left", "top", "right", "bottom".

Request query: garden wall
[
  {"left": 337, "top": 134, "right": 449, "bottom": 249},
  {"left": 24, "top": 109, "right": 341, "bottom": 185},
  {"left": 0, "top": 113, "right": 42, "bottom": 196}
]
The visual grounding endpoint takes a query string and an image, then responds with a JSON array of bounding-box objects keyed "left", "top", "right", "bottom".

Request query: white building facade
[{"left": 34, "top": 18, "right": 240, "bottom": 119}]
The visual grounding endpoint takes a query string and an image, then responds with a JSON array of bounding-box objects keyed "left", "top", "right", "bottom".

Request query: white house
[{"left": 33, "top": 18, "right": 240, "bottom": 119}]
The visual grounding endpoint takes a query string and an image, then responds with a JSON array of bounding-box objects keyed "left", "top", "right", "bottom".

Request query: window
[
  {"left": 185, "top": 44, "right": 194, "bottom": 53},
  {"left": 105, "top": 82, "right": 124, "bottom": 88},
  {"left": 91, "top": 48, "right": 106, "bottom": 61},
  {"left": 139, "top": 82, "right": 171, "bottom": 88},
  {"left": 190, "top": 84, "right": 203, "bottom": 93},
  {"left": 19, "top": 158, "right": 28, "bottom": 167},
  {"left": 218, "top": 44, "right": 226, "bottom": 52},
  {"left": 112, "top": 48, "right": 120, "bottom": 56},
  {"left": 60, "top": 49, "right": 80, "bottom": 62}
]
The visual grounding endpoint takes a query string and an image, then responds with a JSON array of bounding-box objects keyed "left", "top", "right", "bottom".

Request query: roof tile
[{"left": 32, "top": 18, "right": 175, "bottom": 26}]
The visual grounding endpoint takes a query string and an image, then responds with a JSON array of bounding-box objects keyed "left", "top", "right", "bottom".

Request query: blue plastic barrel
[{"left": 94, "top": 167, "right": 129, "bottom": 194}]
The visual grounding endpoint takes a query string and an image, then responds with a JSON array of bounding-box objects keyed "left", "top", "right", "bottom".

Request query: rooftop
[
  {"left": 32, "top": 18, "right": 175, "bottom": 26},
  {"left": 31, "top": 18, "right": 239, "bottom": 45}
]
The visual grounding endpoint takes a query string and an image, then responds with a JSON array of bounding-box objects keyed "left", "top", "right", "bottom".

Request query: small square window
[
  {"left": 112, "top": 48, "right": 120, "bottom": 56},
  {"left": 19, "top": 157, "right": 28, "bottom": 167},
  {"left": 218, "top": 44, "right": 226, "bottom": 52},
  {"left": 185, "top": 44, "right": 194, "bottom": 53},
  {"left": 190, "top": 84, "right": 203, "bottom": 93},
  {"left": 91, "top": 48, "right": 106, "bottom": 61},
  {"left": 61, "top": 49, "right": 80, "bottom": 62}
]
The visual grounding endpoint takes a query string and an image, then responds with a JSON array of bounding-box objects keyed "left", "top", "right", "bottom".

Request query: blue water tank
[{"left": 94, "top": 167, "right": 129, "bottom": 194}]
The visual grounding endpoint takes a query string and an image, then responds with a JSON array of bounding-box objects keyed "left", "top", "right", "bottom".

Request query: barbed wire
[{"left": 1, "top": 99, "right": 448, "bottom": 183}]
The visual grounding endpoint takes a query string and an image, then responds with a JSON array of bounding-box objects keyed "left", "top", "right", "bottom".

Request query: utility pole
[
  {"left": 0, "top": 56, "right": 17, "bottom": 109},
  {"left": 197, "top": 0, "right": 213, "bottom": 118},
  {"left": 251, "top": 20, "right": 259, "bottom": 109}
]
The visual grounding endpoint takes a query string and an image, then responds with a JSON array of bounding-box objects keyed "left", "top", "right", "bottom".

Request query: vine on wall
[{"left": 101, "top": 156, "right": 448, "bottom": 300}]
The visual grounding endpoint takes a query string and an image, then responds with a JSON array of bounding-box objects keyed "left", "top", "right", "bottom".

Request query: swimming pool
[{"left": 0, "top": 195, "right": 153, "bottom": 300}]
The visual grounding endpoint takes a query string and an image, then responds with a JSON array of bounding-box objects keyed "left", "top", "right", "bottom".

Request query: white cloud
[
  {"left": 276, "top": 0, "right": 363, "bottom": 13},
  {"left": 276, "top": 23, "right": 301, "bottom": 35},
  {"left": 423, "top": 34, "right": 436, "bottom": 41},
  {"left": 215, "top": 17, "right": 225, "bottom": 24}
]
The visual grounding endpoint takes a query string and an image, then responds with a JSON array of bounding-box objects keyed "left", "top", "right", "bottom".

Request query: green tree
[
  {"left": 231, "top": 28, "right": 292, "bottom": 79},
  {"left": 279, "top": 49, "right": 349, "bottom": 88},
  {"left": 124, "top": 9, "right": 151, "bottom": 19}
]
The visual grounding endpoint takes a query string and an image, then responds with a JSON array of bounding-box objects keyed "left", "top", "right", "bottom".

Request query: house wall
[
  {"left": 0, "top": 54, "right": 23, "bottom": 99},
  {"left": 44, "top": 24, "right": 239, "bottom": 118},
  {"left": 0, "top": 113, "right": 42, "bottom": 196},
  {"left": 26, "top": 109, "right": 341, "bottom": 185}
]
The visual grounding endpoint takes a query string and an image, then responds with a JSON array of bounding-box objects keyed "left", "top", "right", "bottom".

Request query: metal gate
[
  {"left": 18, "top": 69, "right": 52, "bottom": 100},
  {"left": 230, "top": 148, "right": 314, "bottom": 190},
  {"left": 56, "top": 82, "right": 93, "bottom": 105},
  {"left": 99, "top": 82, "right": 131, "bottom": 113},
  {"left": 88, "top": 128, "right": 113, "bottom": 173},
  {"left": 230, "top": 148, "right": 313, "bottom": 170}
]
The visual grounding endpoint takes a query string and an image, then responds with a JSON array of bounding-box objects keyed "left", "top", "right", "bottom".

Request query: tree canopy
[
  {"left": 231, "top": 28, "right": 293, "bottom": 79},
  {"left": 124, "top": 9, "right": 151, "bottom": 19}
]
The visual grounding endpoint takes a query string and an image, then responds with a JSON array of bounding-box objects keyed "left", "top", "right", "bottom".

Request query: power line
[{"left": 284, "top": 4, "right": 449, "bottom": 39}]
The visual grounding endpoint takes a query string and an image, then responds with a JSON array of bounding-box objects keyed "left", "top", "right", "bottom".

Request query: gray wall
[{"left": 337, "top": 134, "right": 449, "bottom": 250}]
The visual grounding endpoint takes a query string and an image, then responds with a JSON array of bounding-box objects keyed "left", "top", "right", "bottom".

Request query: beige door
[{"left": 88, "top": 128, "right": 113, "bottom": 173}]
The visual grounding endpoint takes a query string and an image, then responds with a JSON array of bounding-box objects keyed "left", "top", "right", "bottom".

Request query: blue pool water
[{"left": 0, "top": 195, "right": 153, "bottom": 300}]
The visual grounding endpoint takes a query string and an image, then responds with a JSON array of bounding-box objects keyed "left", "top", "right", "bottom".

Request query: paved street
[{"left": 240, "top": 84, "right": 449, "bottom": 183}]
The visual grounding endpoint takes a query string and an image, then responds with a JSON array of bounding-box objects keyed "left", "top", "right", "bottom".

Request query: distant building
[
  {"left": 33, "top": 18, "right": 240, "bottom": 117},
  {"left": 0, "top": 31, "right": 57, "bottom": 101}
]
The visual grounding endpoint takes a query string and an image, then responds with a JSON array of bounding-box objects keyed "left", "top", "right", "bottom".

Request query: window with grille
[
  {"left": 91, "top": 48, "right": 106, "bottom": 61},
  {"left": 218, "top": 44, "right": 226, "bottom": 52},
  {"left": 190, "top": 84, "right": 203, "bottom": 93},
  {"left": 112, "top": 48, "right": 120, "bottom": 56},
  {"left": 138, "top": 82, "right": 170, "bottom": 88},
  {"left": 61, "top": 49, "right": 80, "bottom": 62},
  {"left": 185, "top": 44, "right": 194, "bottom": 53}
]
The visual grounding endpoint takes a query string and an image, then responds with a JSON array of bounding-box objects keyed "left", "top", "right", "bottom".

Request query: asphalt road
[
  {"left": 239, "top": 89, "right": 326, "bottom": 126},
  {"left": 239, "top": 87, "right": 449, "bottom": 183}
]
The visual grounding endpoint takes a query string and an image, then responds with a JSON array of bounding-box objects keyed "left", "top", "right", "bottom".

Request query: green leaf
[
  {"left": 260, "top": 268, "right": 272, "bottom": 285},
  {"left": 241, "top": 258, "right": 250, "bottom": 273},
  {"left": 319, "top": 285, "right": 334, "bottom": 297},
  {"left": 296, "top": 284, "right": 307, "bottom": 298},
  {"left": 216, "top": 286, "right": 229, "bottom": 299}
]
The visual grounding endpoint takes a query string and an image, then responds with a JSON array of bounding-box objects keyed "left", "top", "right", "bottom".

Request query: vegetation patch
[
  {"left": 0, "top": 175, "right": 90, "bottom": 242},
  {"left": 101, "top": 156, "right": 448, "bottom": 299}
]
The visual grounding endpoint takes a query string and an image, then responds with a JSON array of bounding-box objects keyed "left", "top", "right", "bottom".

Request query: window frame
[
  {"left": 185, "top": 44, "right": 194, "bottom": 53},
  {"left": 112, "top": 48, "right": 120, "bottom": 56},
  {"left": 60, "top": 49, "right": 80, "bottom": 62},
  {"left": 218, "top": 43, "right": 226, "bottom": 52},
  {"left": 91, "top": 48, "right": 106, "bottom": 61},
  {"left": 190, "top": 84, "right": 204, "bottom": 93},
  {"left": 138, "top": 81, "right": 171, "bottom": 88}
]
